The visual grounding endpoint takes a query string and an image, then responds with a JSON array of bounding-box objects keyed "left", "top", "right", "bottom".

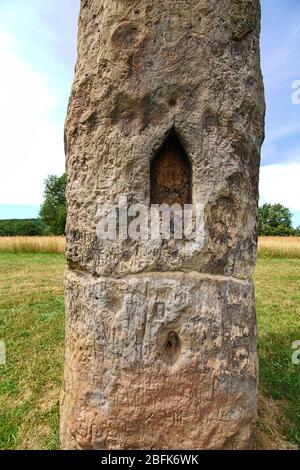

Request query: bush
[{"left": 0, "top": 219, "right": 46, "bottom": 236}]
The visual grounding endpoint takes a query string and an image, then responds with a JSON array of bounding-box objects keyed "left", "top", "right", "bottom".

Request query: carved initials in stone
[{"left": 152, "top": 302, "right": 165, "bottom": 320}]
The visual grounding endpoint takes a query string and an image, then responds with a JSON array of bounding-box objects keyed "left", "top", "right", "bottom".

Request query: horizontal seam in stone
[{"left": 66, "top": 265, "right": 251, "bottom": 285}]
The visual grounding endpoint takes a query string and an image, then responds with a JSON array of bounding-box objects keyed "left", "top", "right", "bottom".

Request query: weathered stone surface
[
  {"left": 64, "top": 0, "right": 265, "bottom": 280},
  {"left": 61, "top": 269, "right": 257, "bottom": 449},
  {"left": 61, "top": 0, "right": 265, "bottom": 450}
]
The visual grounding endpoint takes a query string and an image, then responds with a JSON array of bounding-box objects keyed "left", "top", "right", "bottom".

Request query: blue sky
[{"left": 0, "top": 0, "right": 299, "bottom": 226}]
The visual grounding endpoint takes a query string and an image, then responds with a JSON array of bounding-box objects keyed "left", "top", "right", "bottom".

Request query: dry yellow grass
[
  {"left": 258, "top": 236, "right": 300, "bottom": 259},
  {"left": 0, "top": 235, "right": 300, "bottom": 258},
  {"left": 0, "top": 236, "right": 65, "bottom": 254}
]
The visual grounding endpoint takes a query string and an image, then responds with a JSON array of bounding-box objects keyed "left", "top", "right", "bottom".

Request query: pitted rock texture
[
  {"left": 61, "top": 0, "right": 265, "bottom": 450},
  {"left": 64, "top": 0, "right": 265, "bottom": 280}
]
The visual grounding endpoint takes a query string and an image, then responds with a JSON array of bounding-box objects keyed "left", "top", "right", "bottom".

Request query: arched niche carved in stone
[{"left": 150, "top": 131, "right": 192, "bottom": 207}]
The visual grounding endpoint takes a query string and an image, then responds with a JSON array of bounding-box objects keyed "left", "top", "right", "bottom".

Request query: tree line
[
  {"left": 0, "top": 173, "right": 299, "bottom": 236},
  {"left": 0, "top": 174, "right": 66, "bottom": 236}
]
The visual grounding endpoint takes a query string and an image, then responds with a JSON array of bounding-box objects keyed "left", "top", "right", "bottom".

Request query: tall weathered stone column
[{"left": 61, "top": 0, "right": 265, "bottom": 450}]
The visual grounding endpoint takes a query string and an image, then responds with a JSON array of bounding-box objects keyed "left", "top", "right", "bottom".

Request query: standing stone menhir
[{"left": 61, "top": 0, "right": 265, "bottom": 449}]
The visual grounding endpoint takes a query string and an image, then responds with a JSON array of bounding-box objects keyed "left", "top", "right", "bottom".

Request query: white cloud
[
  {"left": 0, "top": 33, "right": 65, "bottom": 205},
  {"left": 260, "top": 161, "right": 300, "bottom": 211}
]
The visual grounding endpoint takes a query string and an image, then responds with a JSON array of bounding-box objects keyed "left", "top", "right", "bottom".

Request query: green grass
[
  {"left": 0, "top": 253, "right": 65, "bottom": 449},
  {"left": 0, "top": 252, "right": 299, "bottom": 449},
  {"left": 254, "top": 258, "right": 300, "bottom": 447}
]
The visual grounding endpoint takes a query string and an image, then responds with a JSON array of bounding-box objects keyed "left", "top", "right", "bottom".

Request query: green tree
[
  {"left": 39, "top": 173, "right": 67, "bottom": 235},
  {"left": 258, "top": 203, "right": 294, "bottom": 236}
]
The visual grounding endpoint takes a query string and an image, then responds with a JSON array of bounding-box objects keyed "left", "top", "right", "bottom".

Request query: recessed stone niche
[{"left": 150, "top": 131, "right": 192, "bottom": 207}]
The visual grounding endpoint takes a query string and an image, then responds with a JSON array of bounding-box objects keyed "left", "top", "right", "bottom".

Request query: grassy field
[
  {"left": 1, "top": 235, "right": 300, "bottom": 259},
  {"left": 0, "top": 238, "right": 299, "bottom": 449},
  {"left": 255, "top": 258, "right": 300, "bottom": 449},
  {"left": 0, "top": 254, "right": 65, "bottom": 449}
]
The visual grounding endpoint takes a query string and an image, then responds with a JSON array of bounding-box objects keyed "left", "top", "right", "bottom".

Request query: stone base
[{"left": 60, "top": 268, "right": 258, "bottom": 450}]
